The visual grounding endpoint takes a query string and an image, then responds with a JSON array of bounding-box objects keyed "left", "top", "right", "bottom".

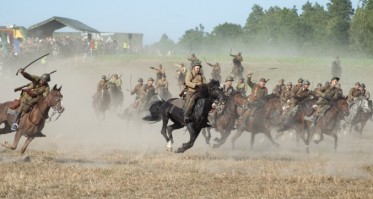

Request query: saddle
[{"left": 170, "top": 98, "right": 185, "bottom": 109}]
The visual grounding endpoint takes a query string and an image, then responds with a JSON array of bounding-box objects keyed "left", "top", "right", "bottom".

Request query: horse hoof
[{"left": 175, "top": 148, "right": 184, "bottom": 153}]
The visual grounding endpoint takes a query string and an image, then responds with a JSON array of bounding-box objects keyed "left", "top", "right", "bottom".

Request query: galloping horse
[
  {"left": 108, "top": 83, "right": 124, "bottom": 111},
  {"left": 308, "top": 96, "right": 349, "bottom": 152},
  {"left": 143, "top": 80, "right": 225, "bottom": 153},
  {"left": 92, "top": 87, "right": 111, "bottom": 119},
  {"left": 0, "top": 85, "right": 64, "bottom": 155},
  {"left": 204, "top": 92, "right": 249, "bottom": 148},
  {"left": 231, "top": 94, "right": 283, "bottom": 150},
  {"left": 276, "top": 95, "right": 318, "bottom": 150}
]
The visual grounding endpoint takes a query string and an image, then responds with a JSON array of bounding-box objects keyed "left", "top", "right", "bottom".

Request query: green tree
[
  {"left": 244, "top": 4, "right": 265, "bottom": 42},
  {"left": 350, "top": 0, "right": 373, "bottom": 55},
  {"left": 152, "top": 33, "right": 175, "bottom": 54},
  {"left": 178, "top": 24, "right": 206, "bottom": 51}
]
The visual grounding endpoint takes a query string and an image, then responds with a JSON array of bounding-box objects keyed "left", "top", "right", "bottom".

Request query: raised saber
[{"left": 16, "top": 53, "right": 50, "bottom": 75}]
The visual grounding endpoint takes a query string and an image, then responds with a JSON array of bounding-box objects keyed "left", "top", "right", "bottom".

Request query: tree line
[{"left": 152, "top": 0, "right": 373, "bottom": 57}]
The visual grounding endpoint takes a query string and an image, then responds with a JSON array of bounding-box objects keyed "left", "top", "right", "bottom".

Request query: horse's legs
[
  {"left": 201, "top": 128, "right": 211, "bottom": 145},
  {"left": 1, "top": 130, "right": 23, "bottom": 150},
  {"left": 250, "top": 132, "right": 256, "bottom": 150},
  {"left": 333, "top": 133, "right": 338, "bottom": 153},
  {"left": 160, "top": 117, "right": 170, "bottom": 150},
  {"left": 263, "top": 130, "right": 280, "bottom": 148},
  {"left": 175, "top": 124, "right": 200, "bottom": 153},
  {"left": 166, "top": 123, "right": 184, "bottom": 144},
  {"left": 231, "top": 129, "right": 244, "bottom": 150},
  {"left": 20, "top": 137, "right": 34, "bottom": 156},
  {"left": 213, "top": 129, "right": 231, "bottom": 148}
]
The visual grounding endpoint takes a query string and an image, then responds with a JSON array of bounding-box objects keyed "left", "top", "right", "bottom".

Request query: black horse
[{"left": 143, "top": 80, "right": 224, "bottom": 153}]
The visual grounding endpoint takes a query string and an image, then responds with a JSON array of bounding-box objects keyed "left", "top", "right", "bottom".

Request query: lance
[{"left": 16, "top": 53, "right": 49, "bottom": 75}]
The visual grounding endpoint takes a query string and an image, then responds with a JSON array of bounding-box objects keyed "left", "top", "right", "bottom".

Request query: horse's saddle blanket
[{"left": 170, "top": 98, "right": 185, "bottom": 109}]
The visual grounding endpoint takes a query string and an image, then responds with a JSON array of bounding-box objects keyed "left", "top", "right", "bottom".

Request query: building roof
[{"left": 28, "top": 16, "right": 100, "bottom": 38}]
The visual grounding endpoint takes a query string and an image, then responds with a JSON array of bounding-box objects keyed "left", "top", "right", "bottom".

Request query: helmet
[
  {"left": 361, "top": 83, "right": 365, "bottom": 88},
  {"left": 159, "top": 64, "right": 163, "bottom": 68},
  {"left": 192, "top": 61, "right": 202, "bottom": 68},
  {"left": 297, "top": 78, "right": 304, "bottom": 83},
  {"left": 225, "top": 76, "right": 234, "bottom": 82},
  {"left": 331, "top": 77, "right": 340, "bottom": 81},
  {"left": 102, "top": 75, "right": 106, "bottom": 80},
  {"left": 354, "top": 82, "right": 360, "bottom": 86},
  {"left": 148, "top": 77, "right": 154, "bottom": 82},
  {"left": 286, "top": 82, "right": 292, "bottom": 86},
  {"left": 259, "top": 78, "right": 267, "bottom": 83},
  {"left": 138, "top": 78, "right": 143, "bottom": 82},
  {"left": 303, "top": 80, "right": 310, "bottom": 85},
  {"left": 40, "top": 73, "right": 51, "bottom": 82},
  {"left": 279, "top": 78, "right": 285, "bottom": 83}
]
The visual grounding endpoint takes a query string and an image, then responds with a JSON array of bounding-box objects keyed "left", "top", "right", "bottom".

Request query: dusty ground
[{"left": 0, "top": 54, "right": 373, "bottom": 198}]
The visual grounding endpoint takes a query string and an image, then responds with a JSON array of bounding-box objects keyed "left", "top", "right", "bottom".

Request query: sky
[{"left": 2, "top": 0, "right": 361, "bottom": 45}]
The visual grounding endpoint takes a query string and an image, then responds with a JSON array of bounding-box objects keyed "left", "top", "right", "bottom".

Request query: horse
[
  {"left": 276, "top": 94, "right": 319, "bottom": 151},
  {"left": 231, "top": 94, "right": 283, "bottom": 150},
  {"left": 0, "top": 85, "right": 64, "bottom": 155},
  {"left": 308, "top": 96, "right": 349, "bottom": 153},
  {"left": 345, "top": 109, "right": 372, "bottom": 135},
  {"left": 341, "top": 98, "right": 372, "bottom": 135},
  {"left": 203, "top": 92, "right": 249, "bottom": 148},
  {"left": 92, "top": 88, "right": 111, "bottom": 119},
  {"left": 143, "top": 80, "right": 225, "bottom": 153},
  {"left": 108, "top": 83, "right": 124, "bottom": 111}
]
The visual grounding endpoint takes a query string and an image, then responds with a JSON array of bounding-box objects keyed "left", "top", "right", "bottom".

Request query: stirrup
[{"left": 11, "top": 123, "right": 19, "bottom": 131}]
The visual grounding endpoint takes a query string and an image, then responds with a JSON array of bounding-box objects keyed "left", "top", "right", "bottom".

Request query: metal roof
[{"left": 28, "top": 16, "right": 100, "bottom": 38}]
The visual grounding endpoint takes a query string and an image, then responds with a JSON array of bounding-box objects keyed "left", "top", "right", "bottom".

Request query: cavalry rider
[
  {"left": 313, "top": 83, "right": 323, "bottom": 97},
  {"left": 206, "top": 61, "right": 222, "bottom": 82},
  {"left": 209, "top": 76, "right": 235, "bottom": 127},
  {"left": 97, "top": 75, "right": 110, "bottom": 92},
  {"left": 359, "top": 83, "right": 372, "bottom": 113},
  {"left": 291, "top": 78, "right": 304, "bottom": 94},
  {"left": 130, "top": 78, "right": 144, "bottom": 100},
  {"left": 183, "top": 61, "right": 206, "bottom": 123},
  {"left": 175, "top": 63, "right": 187, "bottom": 91},
  {"left": 155, "top": 74, "right": 172, "bottom": 100},
  {"left": 245, "top": 71, "right": 268, "bottom": 119},
  {"left": 138, "top": 77, "right": 156, "bottom": 111},
  {"left": 347, "top": 82, "right": 362, "bottom": 104},
  {"left": 12, "top": 68, "right": 51, "bottom": 131},
  {"left": 280, "top": 82, "right": 293, "bottom": 107},
  {"left": 313, "top": 77, "right": 342, "bottom": 125},
  {"left": 272, "top": 78, "right": 286, "bottom": 96},
  {"left": 230, "top": 52, "right": 244, "bottom": 77},
  {"left": 187, "top": 53, "right": 200, "bottom": 68},
  {"left": 235, "top": 77, "right": 247, "bottom": 96},
  {"left": 150, "top": 64, "right": 166, "bottom": 86},
  {"left": 109, "top": 73, "right": 122, "bottom": 90}
]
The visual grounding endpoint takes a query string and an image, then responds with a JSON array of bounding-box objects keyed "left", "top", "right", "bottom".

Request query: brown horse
[
  {"left": 308, "top": 96, "right": 349, "bottom": 153},
  {"left": 232, "top": 94, "right": 282, "bottom": 150},
  {"left": 0, "top": 85, "right": 64, "bottom": 155},
  {"left": 206, "top": 92, "right": 249, "bottom": 148},
  {"left": 349, "top": 110, "right": 372, "bottom": 135},
  {"left": 92, "top": 88, "right": 111, "bottom": 119}
]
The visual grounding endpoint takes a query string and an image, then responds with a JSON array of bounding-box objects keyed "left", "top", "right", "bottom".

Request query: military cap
[
  {"left": 148, "top": 77, "right": 154, "bottom": 82},
  {"left": 331, "top": 77, "right": 340, "bottom": 81},
  {"left": 138, "top": 78, "right": 143, "bottom": 82},
  {"left": 303, "top": 80, "right": 310, "bottom": 85},
  {"left": 286, "top": 82, "right": 292, "bottom": 86},
  {"left": 354, "top": 82, "right": 360, "bottom": 86},
  {"left": 225, "top": 76, "right": 234, "bottom": 82},
  {"left": 259, "top": 78, "right": 267, "bottom": 83},
  {"left": 297, "top": 78, "right": 304, "bottom": 83},
  {"left": 361, "top": 83, "right": 365, "bottom": 88},
  {"left": 192, "top": 61, "right": 202, "bottom": 68}
]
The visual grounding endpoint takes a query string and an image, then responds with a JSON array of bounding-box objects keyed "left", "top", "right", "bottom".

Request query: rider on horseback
[
  {"left": 109, "top": 74, "right": 122, "bottom": 90},
  {"left": 12, "top": 68, "right": 51, "bottom": 131},
  {"left": 313, "top": 77, "right": 342, "bottom": 126},
  {"left": 183, "top": 61, "right": 206, "bottom": 123},
  {"left": 230, "top": 52, "right": 243, "bottom": 77},
  {"left": 244, "top": 71, "right": 268, "bottom": 119},
  {"left": 235, "top": 77, "right": 247, "bottom": 96}
]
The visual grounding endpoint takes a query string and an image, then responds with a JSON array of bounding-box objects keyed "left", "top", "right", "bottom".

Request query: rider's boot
[{"left": 11, "top": 111, "right": 22, "bottom": 131}]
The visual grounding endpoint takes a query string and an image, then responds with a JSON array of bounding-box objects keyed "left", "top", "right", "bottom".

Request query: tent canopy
[{"left": 28, "top": 16, "right": 100, "bottom": 38}]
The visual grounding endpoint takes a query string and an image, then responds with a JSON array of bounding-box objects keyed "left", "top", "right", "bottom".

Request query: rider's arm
[{"left": 184, "top": 72, "right": 197, "bottom": 88}]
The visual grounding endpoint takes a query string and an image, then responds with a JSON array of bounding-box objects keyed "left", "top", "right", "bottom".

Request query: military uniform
[
  {"left": 176, "top": 64, "right": 187, "bottom": 90},
  {"left": 109, "top": 75, "right": 122, "bottom": 90},
  {"left": 288, "top": 81, "right": 311, "bottom": 116},
  {"left": 131, "top": 78, "right": 144, "bottom": 100},
  {"left": 272, "top": 79, "right": 285, "bottom": 96},
  {"left": 315, "top": 80, "right": 342, "bottom": 116},
  {"left": 280, "top": 83, "right": 292, "bottom": 106},
  {"left": 187, "top": 54, "right": 200, "bottom": 68},
  {"left": 156, "top": 76, "right": 172, "bottom": 100},
  {"left": 347, "top": 87, "right": 362, "bottom": 103},
  {"left": 230, "top": 53, "right": 243, "bottom": 76},
  {"left": 184, "top": 62, "right": 206, "bottom": 122},
  {"left": 152, "top": 65, "right": 165, "bottom": 85},
  {"left": 138, "top": 78, "right": 156, "bottom": 111},
  {"left": 207, "top": 62, "right": 222, "bottom": 82},
  {"left": 246, "top": 76, "right": 268, "bottom": 102},
  {"left": 235, "top": 79, "right": 247, "bottom": 96},
  {"left": 12, "top": 71, "right": 50, "bottom": 130}
]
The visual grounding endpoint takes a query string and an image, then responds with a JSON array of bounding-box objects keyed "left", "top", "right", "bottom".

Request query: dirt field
[{"left": 0, "top": 54, "right": 373, "bottom": 198}]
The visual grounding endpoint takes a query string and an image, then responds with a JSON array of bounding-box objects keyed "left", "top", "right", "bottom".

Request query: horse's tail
[{"left": 143, "top": 99, "right": 164, "bottom": 122}]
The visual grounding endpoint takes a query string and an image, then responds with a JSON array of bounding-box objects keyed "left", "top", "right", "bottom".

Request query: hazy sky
[{"left": 2, "top": 0, "right": 360, "bottom": 45}]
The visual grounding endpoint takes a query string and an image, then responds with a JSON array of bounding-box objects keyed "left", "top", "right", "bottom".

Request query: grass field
[{"left": 0, "top": 54, "right": 373, "bottom": 198}]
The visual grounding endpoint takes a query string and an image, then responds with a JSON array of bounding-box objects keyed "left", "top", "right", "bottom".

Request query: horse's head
[
  {"left": 206, "top": 79, "right": 225, "bottom": 103},
  {"left": 232, "top": 92, "right": 249, "bottom": 108},
  {"left": 264, "top": 94, "right": 282, "bottom": 115},
  {"left": 336, "top": 96, "right": 349, "bottom": 116},
  {"left": 46, "top": 84, "right": 64, "bottom": 113}
]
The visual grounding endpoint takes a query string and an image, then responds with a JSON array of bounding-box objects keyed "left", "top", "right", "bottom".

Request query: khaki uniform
[
  {"left": 19, "top": 72, "right": 50, "bottom": 113},
  {"left": 280, "top": 88, "right": 292, "bottom": 106},
  {"left": 152, "top": 67, "right": 165, "bottom": 84},
  {"left": 156, "top": 79, "right": 172, "bottom": 100},
  {"left": 207, "top": 63, "right": 221, "bottom": 82},
  {"left": 109, "top": 78, "right": 122, "bottom": 89},
  {"left": 235, "top": 82, "right": 247, "bottom": 96},
  {"left": 247, "top": 76, "right": 268, "bottom": 102},
  {"left": 272, "top": 84, "right": 286, "bottom": 96},
  {"left": 288, "top": 87, "right": 311, "bottom": 116},
  {"left": 315, "top": 84, "right": 342, "bottom": 116},
  {"left": 97, "top": 80, "right": 109, "bottom": 91},
  {"left": 184, "top": 70, "right": 206, "bottom": 119},
  {"left": 131, "top": 83, "right": 143, "bottom": 100},
  {"left": 223, "top": 85, "right": 235, "bottom": 97},
  {"left": 138, "top": 84, "right": 156, "bottom": 111}
]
